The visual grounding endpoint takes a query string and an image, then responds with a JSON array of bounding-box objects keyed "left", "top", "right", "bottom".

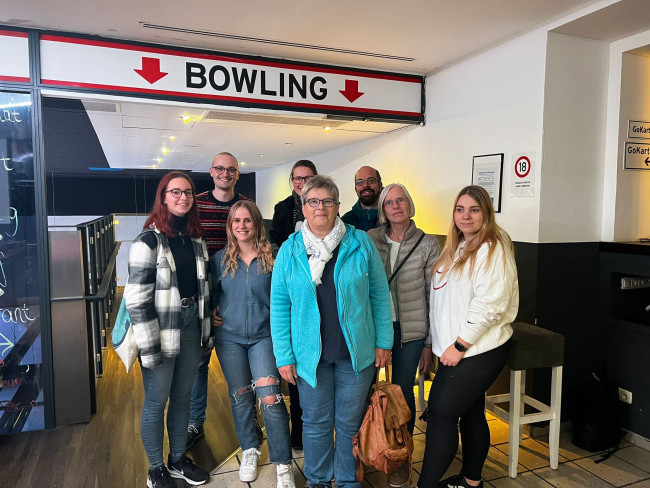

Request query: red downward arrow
[
  {"left": 340, "top": 79, "right": 364, "bottom": 103},
  {"left": 134, "top": 57, "right": 168, "bottom": 84}
]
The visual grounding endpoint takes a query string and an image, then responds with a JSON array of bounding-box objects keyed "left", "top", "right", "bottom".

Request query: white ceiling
[{"left": 0, "top": 0, "right": 626, "bottom": 174}]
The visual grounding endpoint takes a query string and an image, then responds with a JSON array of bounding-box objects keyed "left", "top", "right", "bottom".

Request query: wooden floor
[{"left": 0, "top": 293, "right": 241, "bottom": 488}]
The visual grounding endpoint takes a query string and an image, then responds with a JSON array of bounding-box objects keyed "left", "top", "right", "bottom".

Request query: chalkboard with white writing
[{"left": 0, "top": 91, "right": 44, "bottom": 434}]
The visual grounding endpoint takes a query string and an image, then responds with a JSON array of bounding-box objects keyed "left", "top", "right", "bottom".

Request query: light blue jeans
[
  {"left": 297, "top": 360, "right": 375, "bottom": 488},
  {"left": 140, "top": 304, "right": 202, "bottom": 468},
  {"left": 214, "top": 336, "right": 292, "bottom": 464},
  {"left": 391, "top": 322, "right": 425, "bottom": 435}
]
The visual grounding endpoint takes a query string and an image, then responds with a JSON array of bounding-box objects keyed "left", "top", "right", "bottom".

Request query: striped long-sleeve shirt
[{"left": 195, "top": 191, "right": 252, "bottom": 257}]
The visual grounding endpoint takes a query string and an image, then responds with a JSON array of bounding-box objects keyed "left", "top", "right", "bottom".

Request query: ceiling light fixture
[
  {"left": 162, "top": 147, "right": 169, "bottom": 154},
  {"left": 140, "top": 23, "right": 415, "bottom": 61}
]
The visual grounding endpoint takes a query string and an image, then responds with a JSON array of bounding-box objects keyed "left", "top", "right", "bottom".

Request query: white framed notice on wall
[
  {"left": 472, "top": 153, "right": 503, "bottom": 212},
  {"left": 511, "top": 152, "right": 535, "bottom": 196}
]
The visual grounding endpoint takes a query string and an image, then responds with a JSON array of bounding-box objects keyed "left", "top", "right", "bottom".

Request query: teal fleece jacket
[{"left": 270, "top": 225, "right": 393, "bottom": 388}]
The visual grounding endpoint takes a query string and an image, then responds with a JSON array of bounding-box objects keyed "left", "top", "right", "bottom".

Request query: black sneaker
[
  {"left": 147, "top": 465, "right": 175, "bottom": 488},
  {"left": 438, "top": 473, "right": 483, "bottom": 488},
  {"left": 185, "top": 424, "right": 204, "bottom": 450},
  {"left": 168, "top": 454, "right": 209, "bottom": 486}
]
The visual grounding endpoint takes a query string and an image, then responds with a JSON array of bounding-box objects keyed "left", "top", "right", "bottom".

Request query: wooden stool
[{"left": 485, "top": 322, "right": 565, "bottom": 478}]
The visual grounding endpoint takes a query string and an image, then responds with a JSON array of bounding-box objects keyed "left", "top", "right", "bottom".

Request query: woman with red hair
[{"left": 124, "top": 171, "right": 211, "bottom": 488}]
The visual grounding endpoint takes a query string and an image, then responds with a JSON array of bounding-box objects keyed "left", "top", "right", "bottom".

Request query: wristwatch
[{"left": 453, "top": 340, "right": 468, "bottom": 352}]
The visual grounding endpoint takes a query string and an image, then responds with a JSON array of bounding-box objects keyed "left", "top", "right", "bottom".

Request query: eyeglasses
[
  {"left": 292, "top": 176, "right": 313, "bottom": 184},
  {"left": 166, "top": 189, "right": 194, "bottom": 198},
  {"left": 305, "top": 198, "right": 338, "bottom": 208},
  {"left": 384, "top": 197, "right": 407, "bottom": 207},
  {"left": 212, "top": 166, "right": 238, "bottom": 175},
  {"left": 355, "top": 177, "right": 379, "bottom": 187}
]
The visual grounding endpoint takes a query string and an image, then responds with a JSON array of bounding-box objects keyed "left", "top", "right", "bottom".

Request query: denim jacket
[{"left": 270, "top": 225, "right": 393, "bottom": 387}]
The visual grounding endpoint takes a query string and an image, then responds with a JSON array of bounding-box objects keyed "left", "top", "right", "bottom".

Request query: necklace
[{"left": 176, "top": 230, "right": 185, "bottom": 244}]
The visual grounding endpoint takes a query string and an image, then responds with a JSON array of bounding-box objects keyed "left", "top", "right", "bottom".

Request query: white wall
[
  {"left": 539, "top": 33, "right": 609, "bottom": 243},
  {"left": 602, "top": 29, "right": 650, "bottom": 241},
  {"left": 615, "top": 52, "right": 650, "bottom": 240},
  {"left": 257, "top": 28, "right": 550, "bottom": 243}
]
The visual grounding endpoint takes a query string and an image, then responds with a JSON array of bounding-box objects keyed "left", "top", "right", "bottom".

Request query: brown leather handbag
[{"left": 352, "top": 368, "right": 414, "bottom": 483}]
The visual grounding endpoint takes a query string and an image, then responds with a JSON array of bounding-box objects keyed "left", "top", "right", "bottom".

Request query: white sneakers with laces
[
  {"left": 276, "top": 462, "right": 296, "bottom": 488},
  {"left": 239, "top": 447, "right": 261, "bottom": 482}
]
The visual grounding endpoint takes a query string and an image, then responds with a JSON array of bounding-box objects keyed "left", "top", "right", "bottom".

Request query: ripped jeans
[{"left": 214, "top": 336, "right": 292, "bottom": 464}]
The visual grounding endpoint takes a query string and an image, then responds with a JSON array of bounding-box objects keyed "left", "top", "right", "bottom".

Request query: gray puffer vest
[{"left": 368, "top": 222, "right": 441, "bottom": 346}]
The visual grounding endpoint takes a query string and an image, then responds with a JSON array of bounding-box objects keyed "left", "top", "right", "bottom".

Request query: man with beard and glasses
[
  {"left": 341, "top": 166, "right": 383, "bottom": 232},
  {"left": 186, "top": 152, "right": 263, "bottom": 450}
]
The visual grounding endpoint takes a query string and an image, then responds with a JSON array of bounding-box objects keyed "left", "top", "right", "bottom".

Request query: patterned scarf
[{"left": 301, "top": 217, "right": 346, "bottom": 285}]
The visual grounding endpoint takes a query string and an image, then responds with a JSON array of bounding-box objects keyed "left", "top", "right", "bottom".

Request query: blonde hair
[
  {"left": 222, "top": 200, "right": 274, "bottom": 277},
  {"left": 434, "top": 185, "right": 514, "bottom": 279}
]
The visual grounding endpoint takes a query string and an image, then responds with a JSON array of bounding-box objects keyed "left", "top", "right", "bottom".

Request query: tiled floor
[{"left": 203, "top": 387, "right": 650, "bottom": 488}]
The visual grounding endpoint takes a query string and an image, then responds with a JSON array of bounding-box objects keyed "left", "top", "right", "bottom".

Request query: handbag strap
[{"left": 388, "top": 233, "right": 425, "bottom": 284}]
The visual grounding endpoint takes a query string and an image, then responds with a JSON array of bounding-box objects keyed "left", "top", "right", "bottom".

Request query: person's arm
[
  {"left": 270, "top": 244, "right": 297, "bottom": 375},
  {"left": 269, "top": 200, "right": 288, "bottom": 247},
  {"left": 124, "top": 232, "right": 162, "bottom": 369},
  {"left": 419, "top": 235, "right": 441, "bottom": 373},
  {"left": 363, "top": 233, "right": 393, "bottom": 354},
  {"left": 460, "top": 242, "right": 518, "bottom": 345}
]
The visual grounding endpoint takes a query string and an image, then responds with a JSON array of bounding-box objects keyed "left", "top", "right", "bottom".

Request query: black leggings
[{"left": 418, "top": 340, "right": 511, "bottom": 486}]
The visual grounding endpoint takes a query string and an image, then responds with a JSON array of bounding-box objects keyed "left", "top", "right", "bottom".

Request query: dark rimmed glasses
[
  {"left": 212, "top": 166, "right": 238, "bottom": 175},
  {"left": 166, "top": 189, "right": 194, "bottom": 198},
  {"left": 305, "top": 198, "right": 338, "bottom": 208}
]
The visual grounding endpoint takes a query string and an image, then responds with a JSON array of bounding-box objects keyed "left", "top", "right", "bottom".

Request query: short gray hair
[
  {"left": 377, "top": 183, "right": 416, "bottom": 225},
  {"left": 301, "top": 175, "right": 340, "bottom": 205}
]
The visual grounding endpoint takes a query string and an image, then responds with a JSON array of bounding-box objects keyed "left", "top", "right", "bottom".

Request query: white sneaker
[
  {"left": 239, "top": 447, "right": 261, "bottom": 482},
  {"left": 276, "top": 462, "right": 296, "bottom": 488}
]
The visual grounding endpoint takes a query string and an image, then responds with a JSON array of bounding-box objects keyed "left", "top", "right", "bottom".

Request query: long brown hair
[
  {"left": 433, "top": 185, "right": 513, "bottom": 279},
  {"left": 222, "top": 200, "right": 274, "bottom": 277},
  {"left": 143, "top": 171, "right": 203, "bottom": 238}
]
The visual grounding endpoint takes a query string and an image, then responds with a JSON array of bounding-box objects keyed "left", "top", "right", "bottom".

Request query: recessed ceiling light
[
  {"left": 259, "top": 154, "right": 264, "bottom": 157},
  {"left": 240, "top": 162, "right": 247, "bottom": 166},
  {"left": 169, "top": 136, "right": 177, "bottom": 141},
  {"left": 157, "top": 157, "right": 162, "bottom": 163},
  {"left": 182, "top": 115, "right": 192, "bottom": 122},
  {"left": 162, "top": 147, "right": 169, "bottom": 154},
  {"left": 324, "top": 126, "right": 332, "bottom": 131}
]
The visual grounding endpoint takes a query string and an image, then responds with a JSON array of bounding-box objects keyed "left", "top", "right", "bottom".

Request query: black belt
[{"left": 181, "top": 295, "right": 199, "bottom": 308}]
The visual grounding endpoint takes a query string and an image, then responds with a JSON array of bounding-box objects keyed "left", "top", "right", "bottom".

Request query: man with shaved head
[{"left": 341, "top": 165, "right": 383, "bottom": 231}]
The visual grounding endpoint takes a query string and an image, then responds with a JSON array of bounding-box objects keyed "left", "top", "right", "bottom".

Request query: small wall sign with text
[
  {"left": 624, "top": 142, "right": 650, "bottom": 170},
  {"left": 511, "top": 152, "right": 535, "bottom": 196},
  {"left": 472, "top": 153, "right": 503, "bottom": 212},
  {"left": 628, "top": 120, "right": 650, "bottom": 140}
]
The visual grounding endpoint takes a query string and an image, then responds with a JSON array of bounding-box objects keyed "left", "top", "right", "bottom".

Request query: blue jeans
[
  {"left": 215, "top": 336, "right": 292, "bottom": 464},
  {"left": 297, "top": 360, "right": 375, "bottom": 488},
  {"left": 188, "top": 347, "right": 211, "bottom": 428},
  {"left": 140, "top": 305, "right": 202, "bottom": 468},
  {"left": 391, "top": 322, "right": 425, "bottom": 435}
]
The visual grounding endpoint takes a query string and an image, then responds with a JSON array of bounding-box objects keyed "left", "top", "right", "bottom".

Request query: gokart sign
[
  {"left": 0, "top": 30, "right": 30, "bottom": 83},
  {"left": 40, "top": 35, "right": 424, "bottom": 121}
]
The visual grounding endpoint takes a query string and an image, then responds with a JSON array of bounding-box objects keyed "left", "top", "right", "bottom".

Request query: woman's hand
[
  {"left": 439, "top": 344, "right": 465, "bottom": 367},
  {"left": 279, "top": 364, "right": 297, "bottom": 385},
  {"left": 418, "top": 346, "right": 433, "bottom": 375},
  {"left": 375, "top": 348, "right": 392, "bottom": 368},
  {"left": 211, "top": 306, "right": 223, "bottom": 327}
]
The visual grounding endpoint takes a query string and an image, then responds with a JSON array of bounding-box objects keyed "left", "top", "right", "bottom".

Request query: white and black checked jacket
[{"left": 124, "top": 227, "right": 211, "bottom": 369}]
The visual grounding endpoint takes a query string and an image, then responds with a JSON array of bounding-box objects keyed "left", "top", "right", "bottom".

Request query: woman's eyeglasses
[
  {"left": 166, "top": 189, "right": 194, "bottom": 198},
  {"left": 292, "top": 176, "right": 313, "bottom": 183},
  {"left": 305, "top": 198, "right": 338, "bottom": 208}
]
